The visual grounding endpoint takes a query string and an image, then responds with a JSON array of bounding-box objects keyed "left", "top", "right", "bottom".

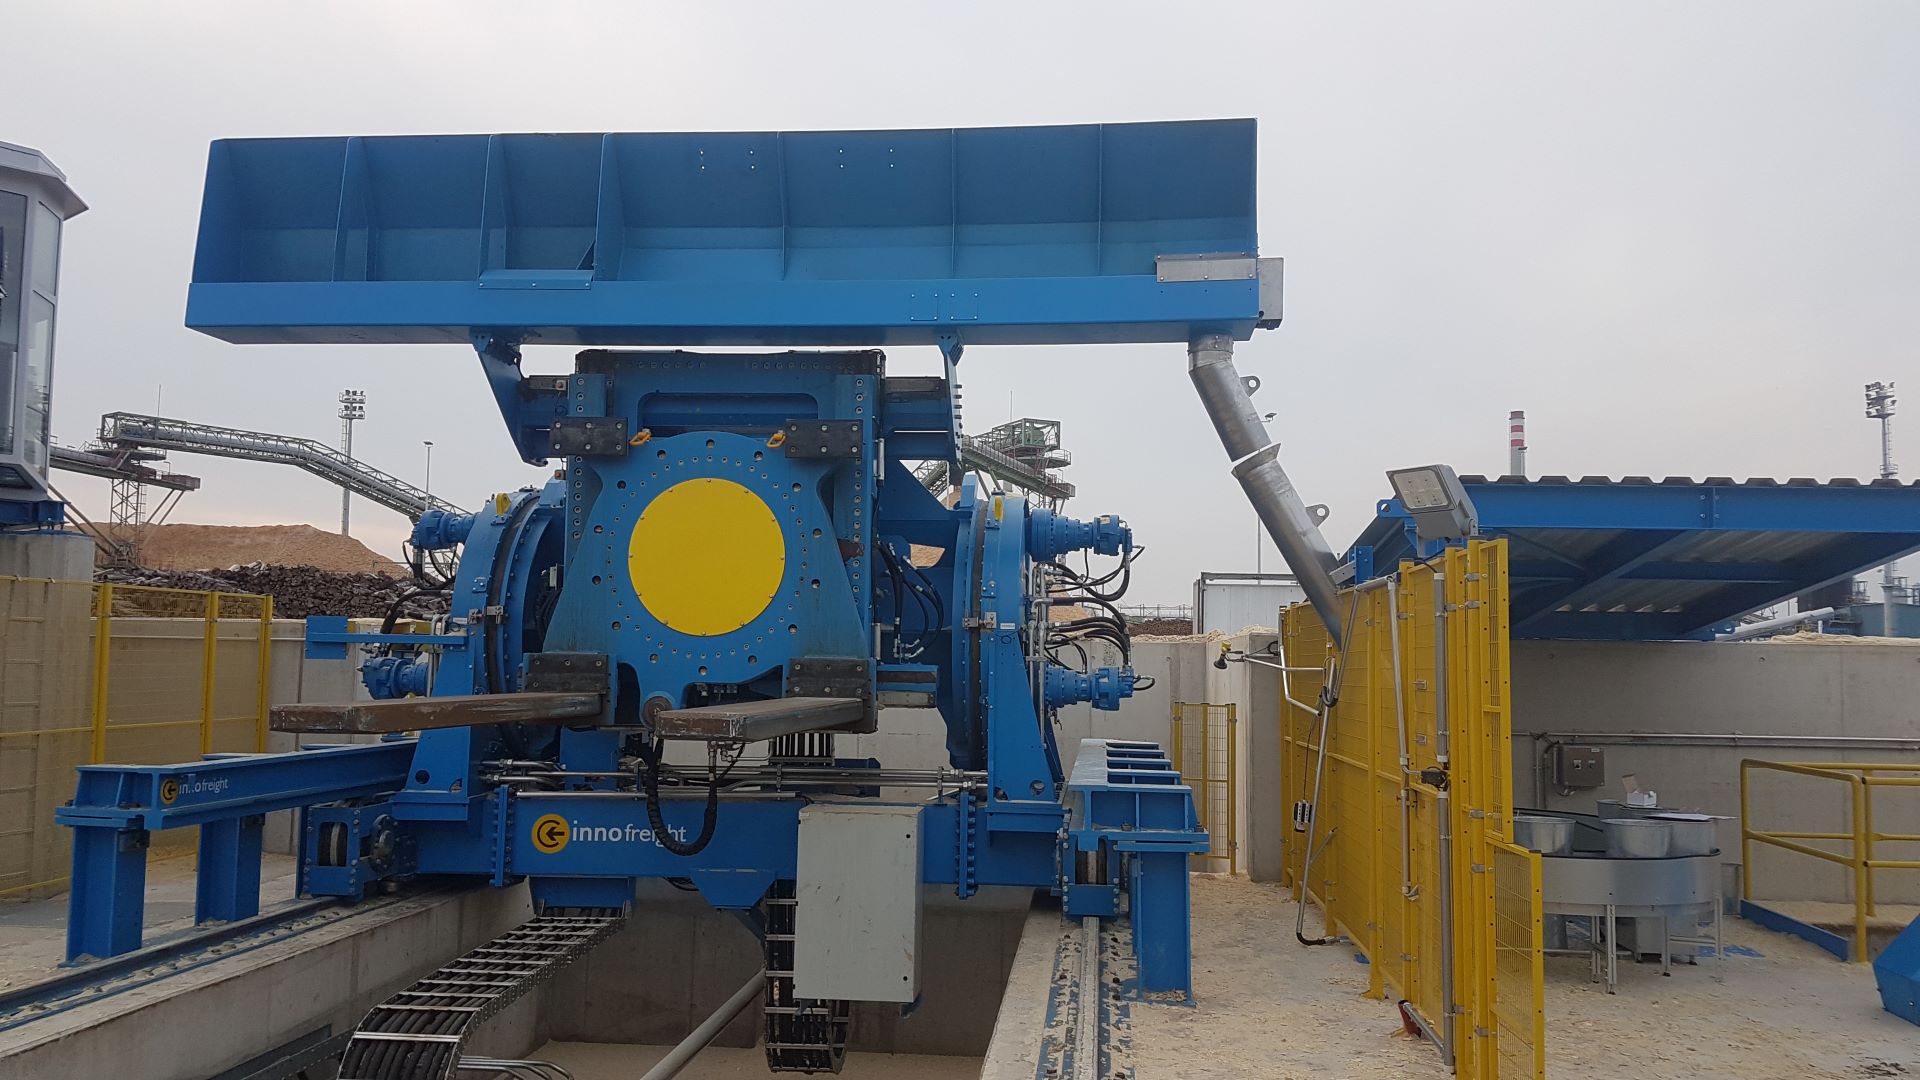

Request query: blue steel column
[
  {"left": 66, "top": 826, "right": 150, "bottom": 961},
  {"left": 1129, "top": 849, "right": 1194, "bottom": 994},
  {"left": 196, "top": 814, "right": 265, "bottom": 924}
]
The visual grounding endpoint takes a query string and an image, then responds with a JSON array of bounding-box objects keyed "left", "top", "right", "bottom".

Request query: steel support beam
[
  {"left": 57, "top": 741, "right": 416, "bottom": 960},
  {"left": 651, "top": 696, "right": 868, "bottom": 742},
  {"left": 1512, "top": 529, "right": 1686, "bottom": 633},
  {"left": 272, "top": 693, "right": 602, "bottom": 734}
]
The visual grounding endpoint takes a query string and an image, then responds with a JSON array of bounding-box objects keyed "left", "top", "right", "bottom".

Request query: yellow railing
[
  {"left": 1171, "top": 702, "right": 1237, "bottom": 874},
  {"left": 1740, "top": 759, "right": 1920, "bottom": 961},
  {"left": 0, "top": 576, "right": 274, "bottom": 898},
  {"left": 1281, "top": 539, "right": 1543, "bottom": 1080}
]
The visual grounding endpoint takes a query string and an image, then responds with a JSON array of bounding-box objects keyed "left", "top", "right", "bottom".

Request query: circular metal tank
[{"left": 1603, "top": 818, "right": 1673, "bottom": 859}]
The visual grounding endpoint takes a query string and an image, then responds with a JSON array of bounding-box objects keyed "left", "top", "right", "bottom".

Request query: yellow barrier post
[
  {"left": 90, "top": 583, "right": 112, "bottom": 764},
  {"left": 1851, "top": 775, "right": 1870, "bottom": 961},
  {"left": 1200, "top": 702, "right": 1211, "bottom": 865},
  {"left": 1739, "top": 762, "right": 1752, "bottom": 904},
  {"left": 255, "top": 595, "right": 273, "bottom": 751},
  {"left": 200, "top": 592, "right": 221, "bottom": 755},
  {"left": 1227, "top": 704, "right": 1239, "bottom": 876},
  {"left": 1861, "top": 772, "right": 1877, "bottom": 918}
]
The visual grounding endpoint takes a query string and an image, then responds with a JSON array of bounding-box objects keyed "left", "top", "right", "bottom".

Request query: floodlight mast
[
  {"left": 337, "top": 389, "right": 365, "bottom": 535},
  {"left": 1866, "top": 381, "right": 1898, "bottom": 633}
]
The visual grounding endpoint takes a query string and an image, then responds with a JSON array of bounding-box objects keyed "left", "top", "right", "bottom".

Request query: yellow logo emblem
[
  {"left": 159, "top": 778, "right": 180, "bottom": 806},
  {"left": 531, "top": 813, "right": 570, "bottom": 854}
]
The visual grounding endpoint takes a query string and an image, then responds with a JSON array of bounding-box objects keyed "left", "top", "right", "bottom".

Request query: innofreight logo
[
  {"left": 159, "top": 775, "right": 230, "bottom": 806},
  {"left": 528, "top": 814, "right": 689, "bottom": 854}
]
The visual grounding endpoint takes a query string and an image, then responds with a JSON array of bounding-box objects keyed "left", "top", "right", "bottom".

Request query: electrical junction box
[
  {"left": 1551, "top": 744, "right": 1606, "bottom": 790},
  {"left": 795, "top": 803, "right": 922, "bottom": 1003}
]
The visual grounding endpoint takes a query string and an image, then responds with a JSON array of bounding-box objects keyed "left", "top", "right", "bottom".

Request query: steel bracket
[
  {"left": 550, "top": 417, "right": 629, "bottom": 457},
  {"left": 524, "top": 652, "right": 611, "bottom": 694},
  {"left": 782, "top": 420, "right": 864, "bottom": 459}
]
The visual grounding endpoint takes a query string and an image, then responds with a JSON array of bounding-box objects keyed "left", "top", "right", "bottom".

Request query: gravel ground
[
  {"left": 1132, "top": 875, "right": 1918, "bottom": 1080},
  {"left": 0, "top": 854, "right": 301, "bottom": 988}
]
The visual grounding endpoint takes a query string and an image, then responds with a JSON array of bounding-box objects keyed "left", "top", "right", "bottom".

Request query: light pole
[
  {"left": 422, "top": 440, "right": 434, "bottom": 513},
  {"left": 1866, "top": 382, "right": 1898, "bottom": 633},
  {"left": 338, "top": 389, "right": 365, "bottom": 535}
]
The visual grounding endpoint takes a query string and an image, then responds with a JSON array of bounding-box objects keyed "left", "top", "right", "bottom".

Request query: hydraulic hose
[{"left": 639, "top": 742, "right": 721, "bottom": 857}]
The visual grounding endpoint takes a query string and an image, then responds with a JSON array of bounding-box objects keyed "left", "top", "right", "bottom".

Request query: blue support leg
[
  {"left": 1128, "top": 850, "right": 1194, "bottom": 996},
  {"left": 66, "top": 826, "right": 150, "bottom": 962},
  {"left": 196, "top": 814, "right": 264, "bottom": 924}
]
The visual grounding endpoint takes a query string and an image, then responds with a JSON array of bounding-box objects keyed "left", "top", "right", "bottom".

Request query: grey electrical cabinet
[
  {"left": 794, "top": 803, "right": 923, "bottom": 1003},
  {"left": 1551, "top": 744, "right": 1606, "bottom": 790}
]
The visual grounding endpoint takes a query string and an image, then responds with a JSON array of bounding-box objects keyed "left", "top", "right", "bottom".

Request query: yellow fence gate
[
  {"left": 0, "top": 576, "right": 273, "bottom": 898},
  {"left": 1280, "top": 539, "right": 1544, "bottom": 1080},
  {"left": 1172, "top": 702, "right": 1237, "bottom": 874}
]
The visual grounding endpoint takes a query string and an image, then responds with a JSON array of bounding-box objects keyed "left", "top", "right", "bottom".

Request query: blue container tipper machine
[{"left": 56, "top": 119, "right": 1347, "bottom": 1077}]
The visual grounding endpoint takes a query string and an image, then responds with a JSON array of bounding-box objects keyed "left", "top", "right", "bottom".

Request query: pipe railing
[{"left": 1740, "top": 759, "right": 1920, "bottom": 961}]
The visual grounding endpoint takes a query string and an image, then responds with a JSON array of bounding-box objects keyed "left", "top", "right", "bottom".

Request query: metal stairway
[
  {"left": 97, "top": 412, "right": 462, "bottom": 521},
  {"left": 915, "top": 431, "right": 1075, "bottom": 504}
]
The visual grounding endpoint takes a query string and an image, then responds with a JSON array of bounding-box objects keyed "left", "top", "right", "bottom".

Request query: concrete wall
[
  {"left": 826, "top": 638, "right": 1183, "bottom": 780},
  {"left": 0, "top": 885, "right": 533, "bottom": 1080},
  {"left": 0, "top": 531, "right": 92, "bottom": 581},
  {"left": 541, "top": 883, "right": 1032, "bottom": 1056},
  {"left": 1101, "top": 632, "right": 1287, "bottom": 883},
  {"left": 1511, "top": 639, "right": 1920, "bottom": 903}
]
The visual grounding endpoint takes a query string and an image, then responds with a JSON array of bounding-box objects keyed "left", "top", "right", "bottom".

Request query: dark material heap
[{"left": 96, "top": 562, "right": 451, "bottom": 621}]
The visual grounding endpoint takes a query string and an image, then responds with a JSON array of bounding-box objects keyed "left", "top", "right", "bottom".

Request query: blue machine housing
[{"left": 57, "top": 120, "right": 1256, "bottom": 1007}]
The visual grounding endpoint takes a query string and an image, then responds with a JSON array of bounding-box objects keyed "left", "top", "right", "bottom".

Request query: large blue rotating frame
[{"left": 61, "top": 120, "right": 1251, "bottom": 999}]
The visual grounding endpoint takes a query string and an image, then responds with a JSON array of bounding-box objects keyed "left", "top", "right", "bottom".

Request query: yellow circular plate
[{"left": 628, "top": 477, "right": 785, "bottom": 637}]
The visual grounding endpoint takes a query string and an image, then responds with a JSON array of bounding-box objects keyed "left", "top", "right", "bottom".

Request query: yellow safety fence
[
  {"left": 1741, "top": 759, "right": 1920, "bottom": 961},
  {"left": 0, "top": 576, "right": 273, "bottom": 898},
  {"left": 1280, "top": 539, "right": 1544, "bottom": 1080},
  {"left": 1171, "top": 702, "right": 1237, "bottom": 874}
]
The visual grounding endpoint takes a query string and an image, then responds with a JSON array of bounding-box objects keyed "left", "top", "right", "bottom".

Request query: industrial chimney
[{"left": 1508, "top": 410, "right": 1527, "bottom": 478}]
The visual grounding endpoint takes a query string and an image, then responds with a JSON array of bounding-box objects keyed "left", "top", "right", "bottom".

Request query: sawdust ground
[
  {"left": 1131, "top": 875, "right": 1916, "bottom": 1080},
  {"left": 133, "top": 522, "right": 401, "bottom": 574}
]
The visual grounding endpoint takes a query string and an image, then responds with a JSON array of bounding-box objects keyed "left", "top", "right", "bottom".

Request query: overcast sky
[{"left": 15, "top": 1, "right": 1917, "bottom": 604}]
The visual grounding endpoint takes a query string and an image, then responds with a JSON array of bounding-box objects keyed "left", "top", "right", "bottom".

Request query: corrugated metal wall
[{"left": 1192, "top": 573, "right": 1307, "bottom": 635}]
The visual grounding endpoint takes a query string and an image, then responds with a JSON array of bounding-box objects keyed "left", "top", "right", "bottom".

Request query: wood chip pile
[{"left": 134, "top": 523, "right": 404, "bottom": 575}]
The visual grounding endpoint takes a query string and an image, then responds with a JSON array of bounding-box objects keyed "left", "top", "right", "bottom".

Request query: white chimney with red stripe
[{"left": 1508, "top": 410, "right": 1527, "bottom": 478}]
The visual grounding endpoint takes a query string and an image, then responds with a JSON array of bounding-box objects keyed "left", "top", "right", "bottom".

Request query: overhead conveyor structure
[
  {"left": 96, "top": 411, "right": 462, "bottom": 521},
  {"left": 915, "top": 417, "right": 1077, "bottom": 504}
]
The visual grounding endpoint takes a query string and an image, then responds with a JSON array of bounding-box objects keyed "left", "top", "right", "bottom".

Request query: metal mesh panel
[
  {"left": 1490, "top": 840, "right": 1546, "bottom": 1079},
  {"left": 0, "top": 578, "right": 272, "bottom": 896},
  {"left": 0, "top": 578, "right": 94, "bottom": 896},
  {"left": 1171, "top": 703, "right": 1238, "bottom": 873}
]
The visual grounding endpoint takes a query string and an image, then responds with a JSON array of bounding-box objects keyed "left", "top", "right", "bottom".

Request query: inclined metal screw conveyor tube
[{"left": 54, "top": 118, "right": 1352, "bottom": 1078}]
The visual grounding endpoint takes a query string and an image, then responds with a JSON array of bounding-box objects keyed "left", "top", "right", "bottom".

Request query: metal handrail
[{"left": 1740, "top": 758, "right": 1920, "bottom": 961}]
